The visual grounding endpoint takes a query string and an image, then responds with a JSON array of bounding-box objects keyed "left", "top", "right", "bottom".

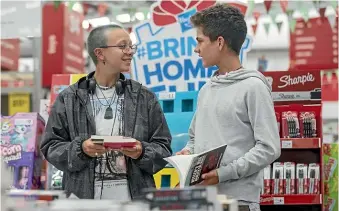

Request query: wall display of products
[
  {"left": 0, "top": 113, "right": 46, "bottom": 190},
  {"left": 153, "top": 70, "right": 323, "bottom": 211},
  {"left": 262, "top": 162, "right": 321, "bottom": 195}
]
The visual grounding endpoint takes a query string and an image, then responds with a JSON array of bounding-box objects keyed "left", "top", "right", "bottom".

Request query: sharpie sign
[{"left": 131, "top": 0, "right": 251, "bottom": 93}]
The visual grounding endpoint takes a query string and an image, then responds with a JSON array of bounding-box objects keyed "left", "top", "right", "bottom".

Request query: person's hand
[
  {"left": 199, "top": 170, "right": 219, "bottom": 186},
  {"left": 82, "top": 138, "right": 107, "bottom": 157},
  {"left": 120, "top": 140, "right": 143, "bottom": 159},
  {"left": 176, "top": 148, "right": 190, "bottom": 155}
]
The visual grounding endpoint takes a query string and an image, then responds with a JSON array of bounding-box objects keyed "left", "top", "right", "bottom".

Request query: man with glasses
[{"left": 41, "top": 24, "right": 172, "bottom": 200}]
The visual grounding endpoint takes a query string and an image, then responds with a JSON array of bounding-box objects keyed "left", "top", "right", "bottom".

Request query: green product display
[{"left": 323, "top": 143, "right": 338, "bottom": 211}]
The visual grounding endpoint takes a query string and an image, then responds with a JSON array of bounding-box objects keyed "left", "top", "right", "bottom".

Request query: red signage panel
[
  {"left": 263, "top": 70, "right": 321, "bottom": 104},
  {"left": 1, "top": 39, "right": 20, "bottom": 71},
  {"left": 290, "top": 17, "right": 338, "bottom": 71},
  {"left": 42, "top": 3, "right": 84, "bottom": 87}
]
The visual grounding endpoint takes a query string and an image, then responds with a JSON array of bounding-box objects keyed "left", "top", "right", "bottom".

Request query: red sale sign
[
  {"left": 290, "top": 17, "right": 338, "bottom": 71},
  {"left": 1, "top": 39, "right": 20, "bottom": 71},
  {"left": 42, "top": 3, "right": 84, "bottom": 87}
]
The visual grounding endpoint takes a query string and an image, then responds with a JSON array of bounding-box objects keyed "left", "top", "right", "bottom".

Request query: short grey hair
[{"left": 87, "top": 24, "right": 123, "bottom": 65}]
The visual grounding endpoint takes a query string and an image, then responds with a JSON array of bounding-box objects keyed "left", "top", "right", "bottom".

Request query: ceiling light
[
  {"left": 82, "top": 20, "right": 90, "bottom": 29},
  {"left": 87, "top": 17, "right": 110, "bottom": 27},
  {"left": 135, "top": 12, "right": 145, "bottom": 21},
  {"left": 130, "top": 32, "right": 137, "bottom": 44},
  {"left": 116, "top": 13, "right": 131, "bottom": 23}
]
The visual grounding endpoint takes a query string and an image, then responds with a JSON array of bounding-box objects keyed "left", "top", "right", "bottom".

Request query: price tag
[
  {"left": 273, "top": 197, "right": 284, "bottom": 205},
  {"left": 8, "top": 93, "right": 30, "bottom": 115},
  {"left": 282, "top": 140, "right": 293, "bottom": 149},
  {"left": 159, "top": 92, "right": 176, "bottom": 100}
]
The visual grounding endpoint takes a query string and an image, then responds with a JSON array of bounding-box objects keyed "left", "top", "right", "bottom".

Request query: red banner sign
[
  {"left": 289, "top": 17, "right": 338, "bottom": 71},
  {"left": 263, "top": 70, "right": 321, "bottom": 104},
  {"left": 42, "top": 3, "right": 84, "bottom": 87},
  {"left": 1, "top": 39, "right": 20, "bottom": 71}
]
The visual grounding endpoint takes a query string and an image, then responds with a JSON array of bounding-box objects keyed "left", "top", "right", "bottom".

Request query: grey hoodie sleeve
[
  {"left": 217, "top": 79, "right": 281, "bottom": 182},
  {"left": 184, "top": 112, "right": 196, "bottom": 154}
]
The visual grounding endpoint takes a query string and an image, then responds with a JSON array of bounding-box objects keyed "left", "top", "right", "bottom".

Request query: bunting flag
[
  {"left": 276, "top": 21, "right": 283, "bottom": 33},
  {"left": 300, "top": 6, "right": 310, "bottom": 23},
  {"left": 246, "top": 0, "right": 255, "bottom": 18},
  {"left": 330, "top": 0, "right": 338, "bottom": 10},
  {"left": 253, "top": 11, "right": 261, "bottom": 23},
  {"left": 251, "top": 24, "right": 258, "bottom": 35},
  {"left": 269, "top": 8, "right": 279, "bottom": 24},
  {"left": 53, "top": 1, "right": 62, "bottom": 10},
  {"left": 264, "top": 0, "right": 273, "bottom": 13},
  {"left": 289, "top": 19, "right": 297, "bottom": 33},
  {"left": 68, "top": 1, "right": 76, "bottom": 11},
  {"left": 319, "top": 7, "right": 326, "bottom": 19},
  {"left": 97, "top": 3, "right": 108, "bottom": 16},
  {"left": 312, "top": 0, "right": 320, "bottom": 10},
  {"left": 327, "top": 14, "right": 337, "bottom": 32},
  {"left": 279, "top": 0, "right": 288, "bottom": 13},
  {"left": 83, "top": 3, "right": 89, "bottom": 15},
  {"left": 286, "top": 9, "right": 294, "bottom": 20},
  {"left": 264, "top": 22, "right": 271, "bottom": 35}
]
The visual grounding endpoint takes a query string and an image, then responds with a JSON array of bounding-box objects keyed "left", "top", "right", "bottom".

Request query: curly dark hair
[{"left": 190, "top": 4, "right": 247, "bottom": 55}]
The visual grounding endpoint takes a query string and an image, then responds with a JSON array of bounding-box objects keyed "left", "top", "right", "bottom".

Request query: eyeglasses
[{"left": 100, "top": 44, "right": 137, "bottom": 54}]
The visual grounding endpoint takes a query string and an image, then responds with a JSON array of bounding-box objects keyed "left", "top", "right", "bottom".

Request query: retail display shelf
[
  {"left": 280, "top": 138, "right": 321, "bottom": 149},
  {"left": 260, "top": 194, "right": 322, "bottom": 205}
]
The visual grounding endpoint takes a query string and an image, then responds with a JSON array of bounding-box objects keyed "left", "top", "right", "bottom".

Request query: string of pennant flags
[
  {"left": 53, "top": 0, "right": 337, "bottom": 35},
  {"left": 246, "top": 0, "right": 338, "bottom": 36}
]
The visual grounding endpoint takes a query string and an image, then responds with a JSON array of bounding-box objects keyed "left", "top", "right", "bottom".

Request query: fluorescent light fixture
[
  {"left": 72, "top": 3, "right": 83, "bottom": 13},
  {"left": 130, "top": 32, "right": 137, "bottom": 44},
  {"left": 82, "top": 20, "right": 90, "bottom": 29},
  {"left": 86, "top": 17, "right": 110, "bottom": 28},
  {"left": 116, "top": 13, "right": 131, "bottom": 23},
  {"left": 135, "top": 12, "right": 145, "bottom": 21}
]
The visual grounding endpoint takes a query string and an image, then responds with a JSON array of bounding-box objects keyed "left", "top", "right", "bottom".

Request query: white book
[{"left": 164, "top": 144, "right": 227, "bottom": 188}]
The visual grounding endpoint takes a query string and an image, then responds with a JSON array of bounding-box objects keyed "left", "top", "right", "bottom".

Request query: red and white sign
[
  {"left": 1, "top": 39, "right": 20, "bottom": 70},
  {"left": 289, "top": 17, "right": 338, "bottom": 71},
  {"left": 263, "top": 70, "right": 321, "bottom": 104},
  {"left": 49, "top": 74, "right": 71, "bottom": 108},
  {"left": 42, "top": 3, "right": 84, "bottom": 87}
]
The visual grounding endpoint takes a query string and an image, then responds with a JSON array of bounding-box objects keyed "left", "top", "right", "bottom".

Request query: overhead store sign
[
  {"left": 42, "top": 3, "right": 85, "bottom": 87},
  {"left": 131, "top": 0, "right": 252, "bottom": 93},
  {"left": 1, "top": 1, "right": 41, "bottom": 38}
]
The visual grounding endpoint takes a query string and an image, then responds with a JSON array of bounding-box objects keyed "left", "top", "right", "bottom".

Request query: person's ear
[
  {"left": 217, "top": 36, "right": 225, "bottom": 51},
  {"left": 94, "top": 48, "right": 105, "bottom": 62}
]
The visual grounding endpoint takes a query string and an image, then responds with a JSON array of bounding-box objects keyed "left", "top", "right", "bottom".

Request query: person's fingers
[
  {"left": 92, "top": 144, "right": 106, "bottom": 151},
  {"left": 120, "top": 147, "right": 137, "bottom": 152}
]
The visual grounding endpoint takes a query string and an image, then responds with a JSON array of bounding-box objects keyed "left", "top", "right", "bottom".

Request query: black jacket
[{"left": 40, "top": 75, "right": 172, "bottom": 199}]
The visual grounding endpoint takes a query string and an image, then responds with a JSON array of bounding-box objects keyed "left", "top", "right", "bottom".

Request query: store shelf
[
  {"left": 1, "top": 87, "right": 35, "bottom": 94},
  {"left": 260, "top": 194, "right": 322, "bottom": 205},
  {"left": 280, "top": 138, "right": 321, "bottom": 149}
]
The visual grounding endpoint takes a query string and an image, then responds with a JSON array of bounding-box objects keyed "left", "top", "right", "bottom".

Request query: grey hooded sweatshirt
[{"left": 185, "top": 68, "right": 281, "bottom": 203}]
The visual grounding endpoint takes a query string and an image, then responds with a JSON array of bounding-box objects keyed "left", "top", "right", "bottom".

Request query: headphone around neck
[{"left": 86, "top": 71, "right": 127, "bottom": 96}]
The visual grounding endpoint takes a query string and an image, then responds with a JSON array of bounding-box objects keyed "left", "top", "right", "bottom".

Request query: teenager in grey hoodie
[{"left": 176, "top": 4, "right": 281, "bottom": 211}]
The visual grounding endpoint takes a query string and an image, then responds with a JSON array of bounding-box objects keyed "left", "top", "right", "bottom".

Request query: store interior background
[{"left": 1, "top": 0, "right": 338, "bottom": 210}]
